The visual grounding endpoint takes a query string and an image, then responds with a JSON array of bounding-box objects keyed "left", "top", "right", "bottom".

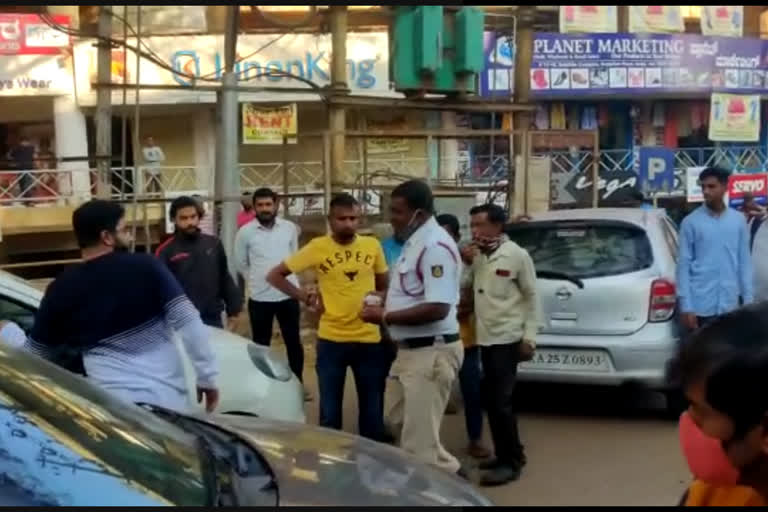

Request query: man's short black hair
[
  {"left": 469, "top": 203, "right": 507, "bottom": 225},
  {"left": 699, "top": 167, "right": 730, "bottom": 185},
  {"left": 667, "top": 304, "right": 768, "bottom": 439},
  {"left": 436, "top": 213, "right": 460, "bottom": 239},
  {"left": 169, "top": 195, "right": 204, "bottom": 220},
  {"left": 329, "top": 193, "right": 358, "bottom": 211},
  {"left": 253, "top": 187, "right": 278, "bottom": 202},
  {"left": 391, "top": 180, "right": 434, "bottom": 213},
  {"left": 72, "top": 200, "right": 125, "bottom": 249}
]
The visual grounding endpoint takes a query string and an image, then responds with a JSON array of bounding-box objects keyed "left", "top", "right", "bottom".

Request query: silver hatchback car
[{"left": 505, "top": 208, "right": 682, "bottom": 412}]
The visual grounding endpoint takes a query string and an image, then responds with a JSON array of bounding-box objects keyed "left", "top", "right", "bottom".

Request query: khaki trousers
[{"left": 386, "top": 341, "right": 464, "bottom": 474}]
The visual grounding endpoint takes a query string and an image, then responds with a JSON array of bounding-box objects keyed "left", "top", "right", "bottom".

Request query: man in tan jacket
[{"left": 463, "top": 203, "right": 540, "bottom": 487}]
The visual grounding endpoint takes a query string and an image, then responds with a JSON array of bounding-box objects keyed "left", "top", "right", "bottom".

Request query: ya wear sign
[
  {"left": 242, "top": 103, "right": 297, "bottom": 145},
  {"left": 559, "top": 6, "right": 617, "bottom": 34},
  {"left": 709, "top": 93, "right": 760, "bottom": 142},
  {"left": 727, "top": 173, "right": 768, "bottom": 207},
  {"left": 628, "top": 6, "right": 684, "bottom": 34}
]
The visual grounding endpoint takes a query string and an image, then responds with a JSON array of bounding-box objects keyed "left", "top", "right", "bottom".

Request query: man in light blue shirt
[
  {"left": 380, "top": 235, "right": 404, "bottom": 268},
  {"left": 677, "top": 167, "right": 753, "bottom": 332}
]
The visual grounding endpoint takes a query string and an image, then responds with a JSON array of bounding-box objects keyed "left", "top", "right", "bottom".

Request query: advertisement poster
[
  {"left": 0, "top": 14, "right": 70, "bottom": 55},
  {"left": 242, "top": 103, "right": 297, "bottom": 145},
  {"left": 480, "top": 32, "right": 515, "bottom": 97},
  {"left": 686, "top": 167, "right": 706, "bottom": 203},
  {"left": 559, "top": 6, "right": 618, "bottom": 34},
  {"left": 628, "top": 6, "right": 684, "bottom": 34},
  {"left": 531, "top": 32, "right": 768, "bottom": 97},
  {"left": 709, "top": 93, "right": 760, "bottom": 142},
  {"left": 727, "top": 173, "right": 768, "bottom": 207},
  {"left": 701, "top": 6, "right": 743, "bottom": 37},
  {"left": 366, "top": 118, "right": 410, "bottom": 154}
]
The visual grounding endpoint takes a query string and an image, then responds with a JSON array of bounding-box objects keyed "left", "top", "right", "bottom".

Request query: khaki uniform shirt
[{"left": 471, "top": 239, "right": 540, "bottom": 347}]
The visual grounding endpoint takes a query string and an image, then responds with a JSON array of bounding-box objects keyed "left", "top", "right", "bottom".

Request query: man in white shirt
[
  {"left": 141, "top": 136, "right": 165, "bottom": 196},
  {"left": 234, "top": 188, "right": 306, "bottom": 393},
  {"left": 361, "top": 180, "right": 465, "bottom": 478}
]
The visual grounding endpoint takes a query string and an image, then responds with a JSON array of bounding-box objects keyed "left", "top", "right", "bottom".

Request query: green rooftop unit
[{"left": 392, "top": 6, "right": 485, "bottom": 96}]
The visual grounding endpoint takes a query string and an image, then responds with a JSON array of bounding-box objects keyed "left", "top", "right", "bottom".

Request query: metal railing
[
  {"left": 4, "top": 145, "right": 762, "bottom": 208},
  {"left": 0, "top": 153, "right": 512, "bottom": 207},
  {"left": 540, "top": 145, "right": 768, "bottom": 179}
]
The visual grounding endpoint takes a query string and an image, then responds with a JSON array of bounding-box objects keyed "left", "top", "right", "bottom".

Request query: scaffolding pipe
[
  {"left": 216, "top": 5, "right": 241, "bottom": 278},
  {"left": 131, "top": 8, "right": 143, "bottom": 252},
  {"left": 95, "top": 7, "right": 112, "bottom": 198}
]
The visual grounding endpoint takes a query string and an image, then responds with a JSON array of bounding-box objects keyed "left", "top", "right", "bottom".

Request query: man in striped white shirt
[{"left": 24, "top": 200, "right": 219, "bottom": 413}]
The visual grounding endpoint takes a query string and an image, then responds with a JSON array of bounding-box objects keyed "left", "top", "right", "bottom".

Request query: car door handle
[{"left": 550, "top": 312, "right": 578, "bottom": 321}]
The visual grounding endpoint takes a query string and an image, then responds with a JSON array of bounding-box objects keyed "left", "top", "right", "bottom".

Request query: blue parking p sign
[{"left": 638, "top": 147, "right": 675, "bottom": 193}]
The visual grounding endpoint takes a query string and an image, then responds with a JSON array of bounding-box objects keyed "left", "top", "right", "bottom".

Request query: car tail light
[{"left": 649, "top": 279, "right": 676, "bottom": 322}]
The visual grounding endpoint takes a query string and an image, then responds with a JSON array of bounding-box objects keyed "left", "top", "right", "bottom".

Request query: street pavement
[
  {"left": 232, "top": 313, "right": 691, "bottom": 507},
  {"left": 298, "top": 371, "right": 690, "bottom": 507}
]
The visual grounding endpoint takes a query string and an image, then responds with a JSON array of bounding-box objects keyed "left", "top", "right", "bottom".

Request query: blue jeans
[
  {"left": 316, "top": 339, "right": 389, "bottom": 441},
  {"left": 459, "top": 345, "right": 483, "bottom": 442}
]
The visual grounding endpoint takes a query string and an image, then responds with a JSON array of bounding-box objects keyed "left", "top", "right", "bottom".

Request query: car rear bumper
[{"left": 517, "top": 321, "right": 679, "bottom": 390}]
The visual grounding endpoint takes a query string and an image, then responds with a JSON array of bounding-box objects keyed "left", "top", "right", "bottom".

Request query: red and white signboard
[
  {"left": 0, "top": 14, "right": 70, "bottom": 55},
  {"left": 727, "top": 173, "right": 768, "bottom": 207}
]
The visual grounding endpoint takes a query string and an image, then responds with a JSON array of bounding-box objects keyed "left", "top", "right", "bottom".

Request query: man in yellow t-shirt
[{"left": 267, "top": 193, "right": 389, "bottom": 441}]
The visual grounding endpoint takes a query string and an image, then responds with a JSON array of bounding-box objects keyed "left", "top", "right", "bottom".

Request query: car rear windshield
[{"left": 507, "top": 220, "right": 654, "bottom": 279}]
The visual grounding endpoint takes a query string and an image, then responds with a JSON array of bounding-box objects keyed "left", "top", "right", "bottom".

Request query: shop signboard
[
  {"left": 708, "top": 93, "right": 760, "bottom": 142},
  {"left": 0, "top": 14, "right": 70, "bottom": 55},
  {"left": 727, "top": 173, "right": 768, "bottom": 207},
  {"left": 637, "top": 147, "right": 675, "bottom": 193},
  {"left": 480, "top": 32, "right": 515, "bottom": 97},
  {"left": 559, "top": 6, "right": 617, "bottom": 34},
  {"left": 241, "top": 103, "right": 297, "bottom": 145},
  {"left": 531, "top": 32, "right": 768, "bottom": 97},
  {"left": 75, "top": 32, "right": 391, "bottom": 104},
  {"left": 700, "top": 6, "right": 743, "bottom": 38},
  {"left": 686, "top": 166, "right": 706, "bottom": 203}
]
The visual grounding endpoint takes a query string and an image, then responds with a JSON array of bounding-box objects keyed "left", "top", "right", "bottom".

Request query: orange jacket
[{"left": 683, "top": 480, "right": 766, "bottom": 506}]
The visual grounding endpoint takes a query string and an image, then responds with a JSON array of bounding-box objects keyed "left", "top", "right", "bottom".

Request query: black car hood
[{"left": 207, "top": 414, "right": 493, "bottom": 507}]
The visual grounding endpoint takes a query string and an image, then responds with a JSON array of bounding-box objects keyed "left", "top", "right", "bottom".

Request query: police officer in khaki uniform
[{"left": 361, "top": 180, "right": 465, "bottom": 477}]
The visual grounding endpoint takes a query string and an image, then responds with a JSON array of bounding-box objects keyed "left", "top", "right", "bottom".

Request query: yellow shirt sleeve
[
  {"left": 373, "top": 239, "right": 388, "bottom": 274},
  {"left": 284, "top": 238, "right": 320, "bottom": 274}
]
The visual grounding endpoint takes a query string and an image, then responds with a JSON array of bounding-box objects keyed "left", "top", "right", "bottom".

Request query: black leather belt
[{"left": 398, "top": 333, "right": 460, "bottom": 349}]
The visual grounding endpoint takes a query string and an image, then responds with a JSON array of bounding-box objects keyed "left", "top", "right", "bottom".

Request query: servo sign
[{"left": 727, "top": 173, "right": 768, "bottom": 207}]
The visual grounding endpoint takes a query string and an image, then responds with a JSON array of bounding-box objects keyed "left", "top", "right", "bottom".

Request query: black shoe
[
  {"left": 377, "top": 430, "right": 397, "bottom": 445},
  {"left": 478, "top": 458, "right": 503, "bottom": 471},
  {"left": 456, "top": 465, "right": 470, "bottom": 481},
  {"left": 479, "top": 456, "right": 526, "bottom": 471},
  {"left": 480, "top": 465, "right": 521, "bottom": 487}
]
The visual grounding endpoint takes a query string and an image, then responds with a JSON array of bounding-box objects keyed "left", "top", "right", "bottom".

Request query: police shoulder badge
[{"left": 431, "top": 265, "right": 444, "bottom": 278}]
